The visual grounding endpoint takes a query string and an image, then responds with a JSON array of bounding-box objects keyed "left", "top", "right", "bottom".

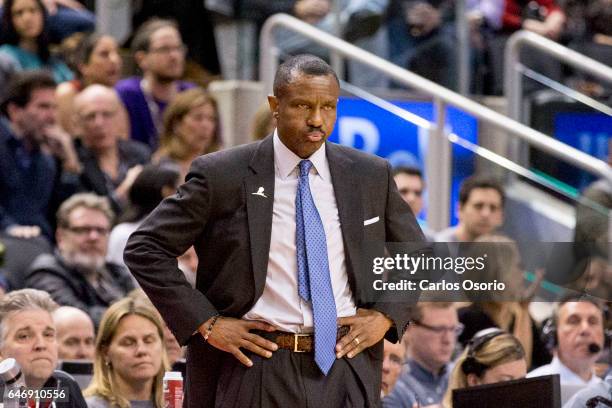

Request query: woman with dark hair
[
  {"left": 106, "top": 164, "right": 181, "bottom": 268},
  {"left": 56, "top": 32, "right": 124, "bottom": 133},
  {"left": 0, "top": 0, "right": 73, "bottom": 82}
]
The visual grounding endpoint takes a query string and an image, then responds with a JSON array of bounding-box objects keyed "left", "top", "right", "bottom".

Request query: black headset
[
  {"left": 461, "top": 328, "right": 507, "bottom": 377},
  {"left": 541, "top": 300, "right": 610, "bottom": 351}
]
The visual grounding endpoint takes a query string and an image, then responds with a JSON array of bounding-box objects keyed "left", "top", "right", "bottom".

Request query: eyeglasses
[
  {"left": 413, "top": 321, "right": 464, "bottom": 336},
  {"left": 65, "top": 226, "right": 110, "bottom": 236},
  {"left": 148, "top": 44, "right": 187, "bottom": 55}
]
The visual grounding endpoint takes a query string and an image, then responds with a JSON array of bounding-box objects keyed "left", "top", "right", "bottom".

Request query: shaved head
[
  {"left": 73, "top": 84, "right": 123, "bottom": 151},
  {"left": 74, "top": 84, "right": 122, "bottom": 114},
  {"left": 53, "top": 306, "right": 95, "bottom": 361}
]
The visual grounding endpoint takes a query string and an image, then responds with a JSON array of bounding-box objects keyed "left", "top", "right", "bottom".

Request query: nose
[
  {"left": 110, "top": 51, "right": 121, "bottom": 66},
  {"left": 86, "top": 229, "right": 102, "bottom": 240},
  {"left": 479, "top": 206, "right": 492, "bottom": 217},
  {"left": 33, "top": 334, "right": 48, "bottom": 351},
  {"left": 75, "top": 343, "right": 88, "bottom": 359},
  {"left": 307, "top": 106, "right": 323, "bottom": 128},
  {"left": 135, "top": 340, "right": 150, "bottom": 356},
  {"left": 578, "top": 320, "right": 595, "bottom": 335},
  {"left": 440, "top": 330, "right": 454, "bottom": 344},
  {"left": 382, "top": 357, "right": 391, "bottom": 373}
]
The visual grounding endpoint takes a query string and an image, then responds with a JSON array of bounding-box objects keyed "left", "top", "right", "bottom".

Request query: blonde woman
[
  {"left": 84, "top": 297, "right": 170, "bottom": 408},
  {"left": 153, "top": 87, "right": 221, "bottom": 179},
  {"left": 442, "top": 329, "right": 527, "bottom": 407}
]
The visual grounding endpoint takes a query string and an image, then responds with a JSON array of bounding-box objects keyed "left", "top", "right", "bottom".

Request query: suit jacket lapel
[
  {"left": 326, "top": 142, "right": 363, "bottom": 299},
  {"left": 245, "top": 135, "right": 275, "bottom": 297}
]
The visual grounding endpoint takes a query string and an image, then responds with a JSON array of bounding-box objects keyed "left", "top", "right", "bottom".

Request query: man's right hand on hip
[{"left": 198, "top": 317, "right": 279, "bottom": 367}]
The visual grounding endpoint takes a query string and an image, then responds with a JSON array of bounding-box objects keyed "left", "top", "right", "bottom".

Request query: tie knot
[{"left": 299, "top": 160, "right": 313, "bottom": 178}]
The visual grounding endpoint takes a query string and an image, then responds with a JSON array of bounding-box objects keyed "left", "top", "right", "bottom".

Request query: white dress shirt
[
  {"left": 527, "top": 356, "right": 604, "bottom": 387},
  {"left": 243, "top": 132, "right": 356, "bottom": 332}
]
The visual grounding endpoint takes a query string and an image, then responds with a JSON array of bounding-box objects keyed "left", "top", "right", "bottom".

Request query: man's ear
[
  {"left": 134, "top": 50, "right": 148, "bottom": 71},
  {"left": 456, "top": 203, "right": 464, "bottom": 221},
  {"left": 6, "top": 102, "right": 22, "bottom": 124},
  {"left": 267, "top": 95, "right": 279, "bottom": 118},
  {"left": 55, "top": 228, "right": 65, "bottom": 247}
]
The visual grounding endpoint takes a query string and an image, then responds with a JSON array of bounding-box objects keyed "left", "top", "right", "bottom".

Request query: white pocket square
[{"left": 363, "top": 216, "right": 380, "bottom": 226}]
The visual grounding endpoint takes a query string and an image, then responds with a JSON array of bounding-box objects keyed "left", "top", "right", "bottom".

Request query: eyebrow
[
  {"left": 119, "top": 331, "right": 158, "bottom": 339},
  {"left": 15, "top": 326, "right": 55, "bottom": 333}
]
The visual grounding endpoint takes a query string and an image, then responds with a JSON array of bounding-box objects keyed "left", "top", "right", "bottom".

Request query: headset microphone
[{"left": 587, "top": 343, "right": 601, "bottom": 354}]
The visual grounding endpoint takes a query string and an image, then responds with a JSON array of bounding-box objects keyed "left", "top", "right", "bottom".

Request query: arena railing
[
  {"left": 504, "top": 30, "right": 612, "bottom": 124},
  {"left": 504, "top": 30, "right": 612, "bottom": 164},
  {"left": 259, "top": 13, "right": 612, "bottom": 232}
]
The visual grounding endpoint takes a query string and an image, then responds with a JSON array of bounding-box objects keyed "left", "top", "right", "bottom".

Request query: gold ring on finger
[{"left": 353, "top": 337, "right": 360, "bottom": 346}]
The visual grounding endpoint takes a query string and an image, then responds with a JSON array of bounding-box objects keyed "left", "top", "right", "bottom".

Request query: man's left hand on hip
[{"left": 335, "top": 308, "right": 393, "bottom": 359}]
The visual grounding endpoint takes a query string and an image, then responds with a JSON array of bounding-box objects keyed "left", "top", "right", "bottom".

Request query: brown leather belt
[{"left": 255, "top": 326, "right": 350, "bottom": 353}]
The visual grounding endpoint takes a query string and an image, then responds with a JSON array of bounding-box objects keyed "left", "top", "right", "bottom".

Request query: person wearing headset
[
  {"left": 527, "top": 296, "right": 607, "bottom": 388},
  {"left": 442, "top": 328, "right": 527, "bottom": 407}
]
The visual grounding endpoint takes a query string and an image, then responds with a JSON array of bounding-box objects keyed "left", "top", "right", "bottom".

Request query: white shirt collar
[
  {"left": 273, "top": 129, "right": 330, "bottom": 181},
  {"left": 551, "top": 356, "right": 600, "bottom": 385}
]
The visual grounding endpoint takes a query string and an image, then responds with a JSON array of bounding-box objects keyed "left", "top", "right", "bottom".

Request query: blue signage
[
  {"left": 554, "top": 112, "right": 611, "bottom": 189},
  {"left": 329, "top": 97, "right": 478, "bottom": 224}
]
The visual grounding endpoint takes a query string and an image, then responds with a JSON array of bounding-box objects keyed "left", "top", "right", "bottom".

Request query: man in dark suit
[{"left": 124, "top": 54, "right": 426, "bottom": 407}]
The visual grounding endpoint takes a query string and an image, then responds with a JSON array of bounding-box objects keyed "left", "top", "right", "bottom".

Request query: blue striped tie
[{"left": 295, "top": 160, "right": 337, "bottom": 375}]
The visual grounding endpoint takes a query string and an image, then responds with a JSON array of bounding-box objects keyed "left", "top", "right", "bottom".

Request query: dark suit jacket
[
  {"left": 124, "top": 135, "right": 427, "bottom": 407},
  {"left": 75, "top": 139, "right": 151, "bottom": 214}
]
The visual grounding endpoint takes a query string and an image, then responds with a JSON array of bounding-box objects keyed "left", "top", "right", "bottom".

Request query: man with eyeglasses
[
  {"left": 383, "top": 302, "right": 460, "bottom": 408},
  {"left": 382, "top": 339, "right": 408, "bottom": 398},
  {"left": 25, "top": 193, "right": 135, "bottom": 328},
  {"left": 115, "top": 18, "right": 194, "bottom": 149}
]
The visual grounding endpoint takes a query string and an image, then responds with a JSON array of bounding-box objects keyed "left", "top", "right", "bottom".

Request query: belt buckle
[{"left": 293, "top": 333, "right": 310, "bottom": 353}]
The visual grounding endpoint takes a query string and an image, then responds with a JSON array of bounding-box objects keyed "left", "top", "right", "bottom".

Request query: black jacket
[
  {"left": 76, "top": 139, "right": 151, "bottom": 215},
  {"left": 25, "top": 252, "right": 135, "bottom": 327}
]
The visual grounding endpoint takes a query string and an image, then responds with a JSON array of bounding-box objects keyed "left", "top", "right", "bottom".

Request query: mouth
[
  {"left": 305, "top": 131, "right": 325, "bottom": 142},
  {"left": 31, "top": 357, "right": 52, "bottom": 364}
]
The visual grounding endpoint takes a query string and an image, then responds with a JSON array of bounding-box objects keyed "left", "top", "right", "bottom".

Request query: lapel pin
[{"left": 252, "top": 187, "right": 267, "bottom": 198}]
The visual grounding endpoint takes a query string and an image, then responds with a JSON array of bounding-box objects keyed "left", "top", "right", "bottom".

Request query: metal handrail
[
  {"left": 504, "top": 30, "right": 612, "bottom": 123},
  {"left": 259, "top": 13, "right": 612, "bottom": 229},
  {"left": 341, "top": 81, "right": 587, "bottom": 205}
]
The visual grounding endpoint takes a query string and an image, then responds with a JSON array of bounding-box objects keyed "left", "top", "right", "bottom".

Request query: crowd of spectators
[{"left": 0, "top": 0, "right": 609, "bottom": 407}]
